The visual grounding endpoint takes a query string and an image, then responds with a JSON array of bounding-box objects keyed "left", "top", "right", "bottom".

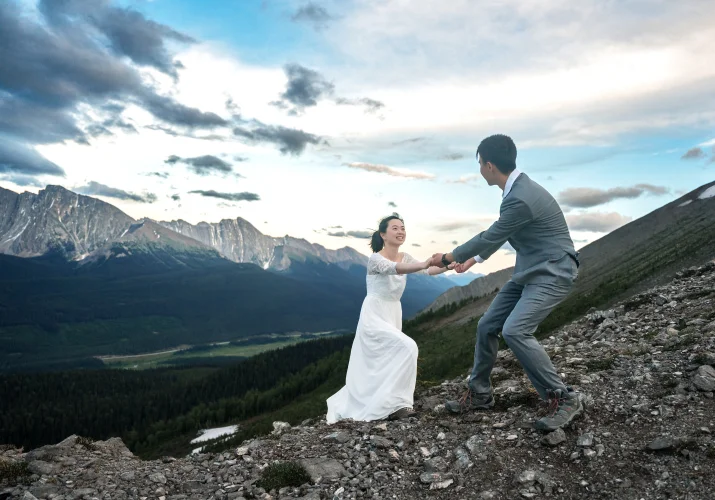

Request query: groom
[{"left": 430, "top": 134, "right": 582, "bottom": 431}]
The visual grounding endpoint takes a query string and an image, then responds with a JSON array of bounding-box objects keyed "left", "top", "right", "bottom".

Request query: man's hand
[{"left": 430, "top": 253, "right": 445, "bottom": 268}]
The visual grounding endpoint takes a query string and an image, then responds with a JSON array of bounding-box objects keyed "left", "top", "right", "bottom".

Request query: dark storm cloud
[
  {"left": 75, "top": 181, "right": 156, "bottom": 203},
  {"left": 681, "top": 147, "right": 706, "bottom": 160},
  {"left": 328, "top": 230, "right": 372, "bottom": 239},
  {"left": 0, "top": 0, "right": 224, "bottom": 180},
  {"left": 139, "top": 93, "right": 228, "bottom": 128},
  {"left": 272, "top": 64, "right": 385, "bottom": 115},
  {"left": 233, "top": 125, "right": 325, "bottom": 155},
  {"left": 291, "top": 3, "right": 334, "bottom": 30},
  {"left": 38, "top": 0, "right": 195, "bottom": 78},
  {"left": 272, "top": 64, "right": 335, "bottom": 113},
  {"left": 165, "top": 155, "right": 233, "bottom": 175},
  {"left": 0, "top": 137, "right": 65, "bottom": 176},
  {"left": 189, "top": 190, "right": 260, "bottom": 202},
  {"left": 335, "top": 97, "right": 386, "bottom": 114}
]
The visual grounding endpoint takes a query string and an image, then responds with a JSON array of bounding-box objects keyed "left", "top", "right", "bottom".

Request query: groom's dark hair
[
  {"left": 370, "top": 213, "right": 403, "bottom": 253},
  {"left": 477, "top": 134, "right": 517, "bottom": 174}
]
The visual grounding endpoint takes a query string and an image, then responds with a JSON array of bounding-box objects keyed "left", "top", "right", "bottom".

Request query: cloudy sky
[{"left": 1, "top": 0, "right": 714, "bottom": 275}]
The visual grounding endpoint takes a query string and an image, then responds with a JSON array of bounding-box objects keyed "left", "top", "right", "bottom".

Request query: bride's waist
[{"left": 365, "top": 293, "right": 401, "bottom": 302}]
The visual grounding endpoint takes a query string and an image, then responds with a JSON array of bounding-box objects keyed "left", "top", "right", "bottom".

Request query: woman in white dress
[{"left": 327, "top": 214, "right": 451, "bottom": 423}]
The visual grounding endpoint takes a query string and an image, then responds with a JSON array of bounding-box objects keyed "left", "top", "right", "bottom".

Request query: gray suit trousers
[{"left": 469, "top": 279, "right": 570, "bottom": 400}]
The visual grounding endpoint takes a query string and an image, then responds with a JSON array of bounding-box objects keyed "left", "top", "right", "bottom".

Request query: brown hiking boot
[{"left": 533, "top": 389, "right": 583, "bottom": 431}]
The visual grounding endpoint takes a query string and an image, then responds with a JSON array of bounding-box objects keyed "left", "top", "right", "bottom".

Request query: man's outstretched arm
[{"left": 451, "top": 197, "right": 533, "bottom": 263}]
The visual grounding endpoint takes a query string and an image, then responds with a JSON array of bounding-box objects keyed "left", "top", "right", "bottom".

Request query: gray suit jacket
[{"left": 452, "top": 173, "right": 579, "bottom": 285}]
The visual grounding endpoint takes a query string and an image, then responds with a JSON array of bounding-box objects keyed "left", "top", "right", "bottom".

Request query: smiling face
[{"left": 380, "top": 218, "right": 406, "bottom": 248}]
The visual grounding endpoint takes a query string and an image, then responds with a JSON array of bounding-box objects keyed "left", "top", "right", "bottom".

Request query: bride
[{"left": 327, "top": 214, "right": 451, "bottom": 423}]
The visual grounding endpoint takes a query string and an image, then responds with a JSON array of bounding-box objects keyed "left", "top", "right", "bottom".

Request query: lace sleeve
[
  {"left": 368, "top": 253, "right": 398, "bottom": 275},
  {"left": 401, "top": 253, "right": 429, "bottom": 275}
]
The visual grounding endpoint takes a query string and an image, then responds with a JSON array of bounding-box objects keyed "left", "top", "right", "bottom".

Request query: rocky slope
[
  {"left": 158, "top": 219, "right": 367, "bottom": 271},
  {"left": 3, "top": 261, "right": 714, "bottom": 499}
]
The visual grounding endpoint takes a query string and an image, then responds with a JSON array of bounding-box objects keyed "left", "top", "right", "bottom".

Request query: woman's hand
[{"left": 452, "top": 258, "right": 476, "bottom": 273}]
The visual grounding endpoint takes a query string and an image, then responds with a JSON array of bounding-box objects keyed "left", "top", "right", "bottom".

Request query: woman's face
[{"left": 381, "top": 219, "right": 406, "bottom": 248}]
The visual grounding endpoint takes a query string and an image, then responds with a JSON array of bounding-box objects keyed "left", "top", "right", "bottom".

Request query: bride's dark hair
[{"left": 370, "top": 213, "right": 403, "bottom": 253}]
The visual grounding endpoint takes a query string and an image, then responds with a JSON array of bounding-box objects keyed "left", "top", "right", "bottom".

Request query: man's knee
[
  {"left": 501, "top": 318, "right": 532, "bottom": 344},
  {"left": 477, "top": 314, "right": 502, "bottom": 338}
]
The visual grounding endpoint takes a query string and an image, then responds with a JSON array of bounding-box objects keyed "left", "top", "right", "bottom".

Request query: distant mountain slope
[
  {"left": 0, "top": 185, "right": 133, "bottom": 258},
  {"left": 541, "top": 179, "right": 715, "bottom": 330},
  {"left": 422, "top": 267, "right": 513, "bottom": 314},
  {"left": 158, "top": 218, "right": 366, "bottom": 270},
  {"left": 444, "top": 272, "right": 484, "bottom": 287}
]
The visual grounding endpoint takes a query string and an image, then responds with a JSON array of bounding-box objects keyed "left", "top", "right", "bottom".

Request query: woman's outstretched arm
[{"left": 395, "top": 259, "right": 430, "bottom": 275}]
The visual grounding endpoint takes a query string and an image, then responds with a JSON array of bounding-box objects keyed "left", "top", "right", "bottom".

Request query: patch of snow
[
  {"left": 190, "top": 425, "right": 239, "bottom": 444},
  {"left": 263, "top": 262, "right": 270, "bottom": 270},
  {"left": 679, "top": 200, "right": 692, "bottom": 207},
  {"left": 0, "top": 221, "right": 29, "bottom": 244},
  {"left": 119, "top": 229, "right": 128, "bottom": 238},
  {"left": 699, "top": 185, "right": 715, "bottom": 200},
  {"left": 191, "top": 446, "right": 205, "bottom": 455}
]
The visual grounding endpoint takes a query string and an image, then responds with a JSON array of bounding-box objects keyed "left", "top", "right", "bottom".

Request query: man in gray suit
[{"left": 431, "top": 134, "right": 583, "bottom": 431}]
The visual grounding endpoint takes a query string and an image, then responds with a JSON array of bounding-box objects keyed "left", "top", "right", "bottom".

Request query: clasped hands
[{"left": 427, "top": 253, "right": 472, "bottom": 273}]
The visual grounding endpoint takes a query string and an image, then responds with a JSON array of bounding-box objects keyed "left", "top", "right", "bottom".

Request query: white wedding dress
[{"left": 326, "top": 252, "right": 426, "bottom": 423}]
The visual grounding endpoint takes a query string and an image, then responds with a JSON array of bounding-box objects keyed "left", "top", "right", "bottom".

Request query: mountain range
[{"left": 0, "top": 185, "right": 457, "bottom": 372}]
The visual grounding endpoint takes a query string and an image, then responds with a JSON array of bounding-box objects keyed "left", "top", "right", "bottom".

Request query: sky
[{"left": 1, "top": 0, "right": 714, "bottom": 275}]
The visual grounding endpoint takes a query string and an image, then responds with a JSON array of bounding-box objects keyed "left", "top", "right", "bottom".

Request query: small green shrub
[
  {"left": 0, "top": 460, "right": 30, "bottom": 485},
  {"left": 256, "top": 461, "right": 312, "bottom": 491},
  {"left": 76, "top": 436, "right": 97, "bottom": 450}
]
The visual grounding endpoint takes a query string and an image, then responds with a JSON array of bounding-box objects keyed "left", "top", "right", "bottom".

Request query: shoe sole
[{"left": 387, "top": 409, "right": 418, "bottom": 421}]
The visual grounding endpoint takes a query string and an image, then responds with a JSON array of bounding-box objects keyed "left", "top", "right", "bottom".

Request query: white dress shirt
[{"left": 473, "top": 169, "right": 522, "bottom": 263}]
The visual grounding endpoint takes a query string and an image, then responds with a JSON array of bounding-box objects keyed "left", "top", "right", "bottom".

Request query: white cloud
[
  {"left": 312, "top": 1, "right": 715, "bottom": 146},
  {"left": 446, "top": 173, "right": 481, "bottom": 185},
  {"left": 344, "top": 162, "right": 435, "bottom": 179},
  {"left": 566, "top": 212, "right": 632, "bottom": 232}
]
